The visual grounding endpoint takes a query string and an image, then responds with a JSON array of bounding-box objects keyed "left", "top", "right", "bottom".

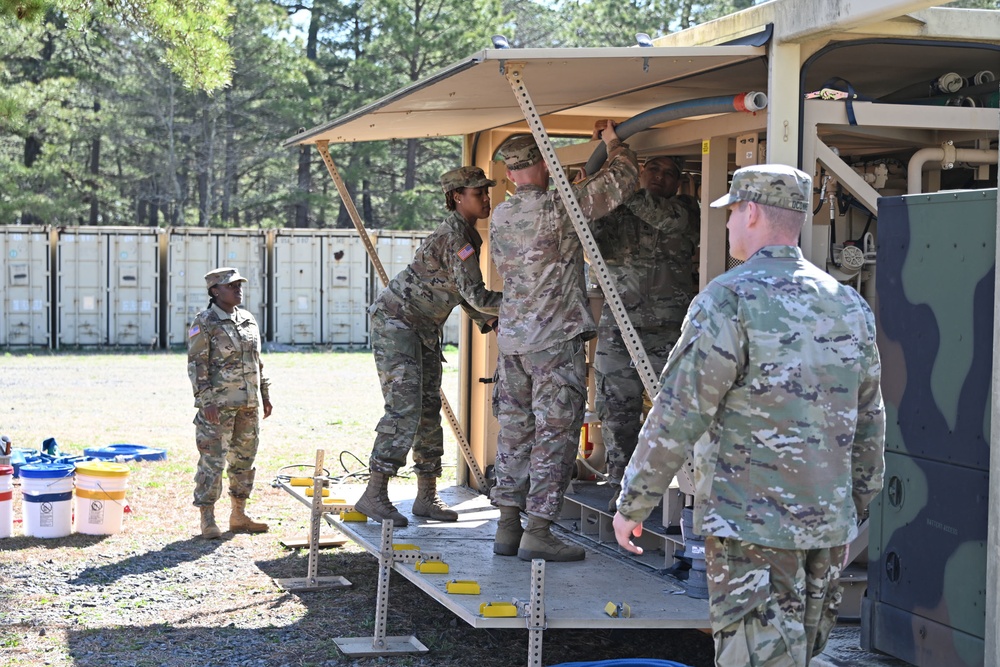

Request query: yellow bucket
[{"left": 74, "top": 461, "right": 130, "bottom": 535}]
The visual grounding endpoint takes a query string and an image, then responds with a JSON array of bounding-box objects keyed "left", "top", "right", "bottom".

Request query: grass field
[{"left": 1, "top": 348, "right": 461, "bottom": 487}]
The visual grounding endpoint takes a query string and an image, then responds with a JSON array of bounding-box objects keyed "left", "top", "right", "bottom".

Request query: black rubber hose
[{"left": 584, "top": 92, "right": 768, "bottom": 176}]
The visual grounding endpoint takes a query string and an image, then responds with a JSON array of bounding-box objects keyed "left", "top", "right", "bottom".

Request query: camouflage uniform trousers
[
  {"left": 369, "top": 309, "right": 444, "bottom": 477},
  {"left": 193, "top": 406, "right": 260, "bottom": 506},
  {"left": 594, "top": 323, "right": 678, "bottom": 482},
  {"left": 706, "top": 536, "right": 846, "bottom": 667},
  {"left": 490, "top": 336, "right": 587, "bottom": 519}
]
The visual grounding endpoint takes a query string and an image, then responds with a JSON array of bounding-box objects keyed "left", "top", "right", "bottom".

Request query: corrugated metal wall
[{"left": 1, "top": 226, "right": 461, "bottom": 349}]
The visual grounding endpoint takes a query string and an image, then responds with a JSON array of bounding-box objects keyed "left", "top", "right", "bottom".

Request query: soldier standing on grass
[
  {"left": 489, "top": 124, "right": 638, "bottom": 562},
  {"left": 614, "top": 165, "right": 885, "bottom": 667},
  {"left": 188, "top": 267, "right": 272, "bottom": 539},
  {"left": 355, "top": 166, "right": 502, "bottom": 528},
  {"left": 592, "top": 154, "right": 700, "bottom": 511}
]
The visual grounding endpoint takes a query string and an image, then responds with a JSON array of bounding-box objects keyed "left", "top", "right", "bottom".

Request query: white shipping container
[
  {"left": 165, "top": 228, "right": 268, "bottom": 346},
  {"left": 271, "top": 229, "right": 371, "bottom": 347},
  {"left": 0, "top": 226, "right": 51, "bottom": 347},
  {"left": 323, "top": 232, "right": 369, "bottom": 347},
  {"left": 272, "top": 229, "right": 322, "bottom": 345},
  {"left": 56, "top": 227, "right": 159, "bottom": 347}
]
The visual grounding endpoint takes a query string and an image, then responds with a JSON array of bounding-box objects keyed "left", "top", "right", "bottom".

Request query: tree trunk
[
  {"left": 88, "top": 100, "right": 101, "bottom": 226},
  {"left": 295, "top": 145, "right": 310, "bottom": 228},
  {"left": 221, "top": 89, "right": 236, "bottom": 224},
  {"left": 404, "top": 138, "right": 418, "bottom": 190}
]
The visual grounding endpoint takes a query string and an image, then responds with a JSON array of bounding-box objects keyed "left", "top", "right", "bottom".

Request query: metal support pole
[
  {"left": 526, "top": 558, "right": 546, "bottom": 667},
  {"left": 333, "top": 519, "right": 428, "bottom": 656},
  {"left": 315, "top": 141, "right": 489, "bottom": 491},
  {"left": 372, "top": 519, "right": 393, "bottom": 650},
  {"left": 502, "top": 65, "right": 658, "bottom": 399},
  {"left": 273, "top": 449, "right": 352, "bottom": 592}
]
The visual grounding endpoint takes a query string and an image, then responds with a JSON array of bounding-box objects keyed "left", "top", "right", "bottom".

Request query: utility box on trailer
[{"left": 864, "top": 189, "right": 994, "bottom": 667}]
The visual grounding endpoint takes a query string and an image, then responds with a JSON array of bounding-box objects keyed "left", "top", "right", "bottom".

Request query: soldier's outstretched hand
[{"left": 613, "top": 512, "right": 644, "bottom": 555}]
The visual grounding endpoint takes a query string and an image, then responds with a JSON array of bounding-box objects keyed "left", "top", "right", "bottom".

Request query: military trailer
[{"left": 282, "top": 1, "right": 1000, "bottom": 665}]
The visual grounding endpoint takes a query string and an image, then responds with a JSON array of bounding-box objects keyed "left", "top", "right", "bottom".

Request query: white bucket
[
  {"left": 23, "top": 491, "right": 74, "bottom": 538},
  {"left": 74, "top": 461, "right": 130, "bottom": 535},
  {"left": 0, "top": 464, "right": 12, "bottom": 493},
  {"left": 20, "top": 463, "right": 76, "bottom": 538},
  {"left": 0, "top": 489, "right": 12, "bottom": 539},
  {"left": 0, "top": 464, "right": 12, "bottom": 537}
]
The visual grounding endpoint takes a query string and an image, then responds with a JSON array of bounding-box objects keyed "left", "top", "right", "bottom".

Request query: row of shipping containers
[{"left": 0, "top": 226, "right": 459, "bottom": 349}]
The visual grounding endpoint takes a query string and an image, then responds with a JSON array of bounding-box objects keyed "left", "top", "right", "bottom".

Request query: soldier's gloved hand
[{"left": 600, "top": 119, "right": 620, "bottom": 147}]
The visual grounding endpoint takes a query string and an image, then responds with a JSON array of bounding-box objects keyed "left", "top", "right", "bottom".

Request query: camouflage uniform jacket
[
  {"left": 618, "top": 245, "right": 885, "bottom": 550},
  {"left": 373, "top": 210, "right": 502, "bottom": 349},
  {"left": 490, "top": 141, "right": 639, "bottom": 355},
  {"left": 594, "top": 191, "right": 699, "bottom": 329},
  {"left": 187, "top": 303, "right": 270, "bottom": 409}
]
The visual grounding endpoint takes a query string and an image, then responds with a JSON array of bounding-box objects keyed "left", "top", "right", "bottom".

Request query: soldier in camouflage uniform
[
  {"left": 188, "top": 267, "right": 273, "bottom": 539},
  {"left": 489, "top": 123, "right": 639, "bottom": 562},
  {"left": 355, "top": 166, "right": 502, "bottom": 528},
  {"left": 593, "top": 155, "right": 700, "bottom": 511},
  {"left": 613, "top": 165, "right": 885, "bottom": 666}
]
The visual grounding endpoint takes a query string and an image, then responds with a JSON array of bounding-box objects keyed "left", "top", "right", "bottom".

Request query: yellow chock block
[
  {"left": 604, "top": 601, "right": 631, "bottom": 618},
  {"left": 446, "top": 580, "right": 481, "bottom": 595},
  {"left": 340, "top": 509, "right": 368, "bottom": 522},
  {"left": 305, "top": 487, "right": 330, "bottom": 497},
  {"left": 289, "top": 477, "right": 315, "bottom": 487},
  {"left": 393, "top": 544, "right": 420, "bottom": 552},
  {"left": 414, "top": 559, "right": 449, "bottom": 574},
  {"left": 322, "top": 498, "right": 348, "bottom": 506},
  {"left": 480, "top": 601, "right": 517, "bottom": 617}
]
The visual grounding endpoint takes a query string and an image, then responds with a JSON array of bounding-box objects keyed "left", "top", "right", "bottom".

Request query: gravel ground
[{"left": 0, "top": 350, "right": 715, "bottom": 667}]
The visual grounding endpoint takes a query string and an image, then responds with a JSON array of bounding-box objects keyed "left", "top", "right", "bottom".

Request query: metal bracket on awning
[
  {"left": 502, "top": 65, "right": 659, "bottom": 399},
  {"left": 315, "top": 141, "right": 490, "bottom": 491}
]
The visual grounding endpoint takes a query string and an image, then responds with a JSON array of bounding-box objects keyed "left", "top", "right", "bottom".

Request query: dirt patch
[{"left": 0, "top": 349, "right": 713, "bottom": 666}]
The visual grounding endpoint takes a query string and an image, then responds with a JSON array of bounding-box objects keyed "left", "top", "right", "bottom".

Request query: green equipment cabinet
[{"left": 863, "top": 189, "right": 995, "bottom": 667}]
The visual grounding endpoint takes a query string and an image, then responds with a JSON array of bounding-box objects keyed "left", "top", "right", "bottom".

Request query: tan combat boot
[
  {"left": 412, "top": 475, "right": 458, "bottom": 522},
  {"left": 517, "top": 516, "right": 585, "bottom": 562},
  {"left": 229, "top": 497, "right": 269, "bottom": 533},
  {"left": 354, "top": 471, "right": 408, "bottom": 527},
  {"left": 200, "top": 505, "right": 221, "bottom": 539},
  {"left": 493, "top": 506, "right": 524, "bottom": 556}
]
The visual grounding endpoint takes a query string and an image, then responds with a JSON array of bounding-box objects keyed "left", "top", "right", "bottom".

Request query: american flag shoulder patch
[
  {"left": 188, "top": 325, "right": 200, "bottom": 338},
  {"left": 457, "top": 244, "right": 475, "bottom": 261}
]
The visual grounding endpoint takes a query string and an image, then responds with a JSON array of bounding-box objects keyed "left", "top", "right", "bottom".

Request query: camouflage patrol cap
[
  {"left": 440, "top": 166, "right": 497, "bottom": 193},
  {"left": 204, "top": 267, "right": 247, "bottom": 288},
  {"left": 709, "top": 164, "right": 812, "bottom": 212},
  {"left": 499, "top": 136, "right": 543, "bottom": 171}
]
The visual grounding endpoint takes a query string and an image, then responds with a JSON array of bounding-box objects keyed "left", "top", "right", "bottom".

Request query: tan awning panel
[{"left": 283, "top": 46, "right": 765, "bottom": 147}]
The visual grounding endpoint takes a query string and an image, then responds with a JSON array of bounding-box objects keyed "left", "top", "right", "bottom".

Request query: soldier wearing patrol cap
[
  {"left": 356, "top": 166, "right": 502, "bottom": 528},
  {"left": 188, "top": 267, "right": 272, "bottom": 539},
  {"left": 614, "top": 164, "right": 885, "bottom": 666},
  {"left": 488, "top": 122, "right": 639, "bottom": 562}
]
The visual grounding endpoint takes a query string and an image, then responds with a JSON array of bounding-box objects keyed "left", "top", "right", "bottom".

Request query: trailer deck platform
[
  {"left": 280, "top": 479, "right": 909, "bottom": 667},
  {"left": 281, "top": 481, "right": 710, "bottom": 631}
]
